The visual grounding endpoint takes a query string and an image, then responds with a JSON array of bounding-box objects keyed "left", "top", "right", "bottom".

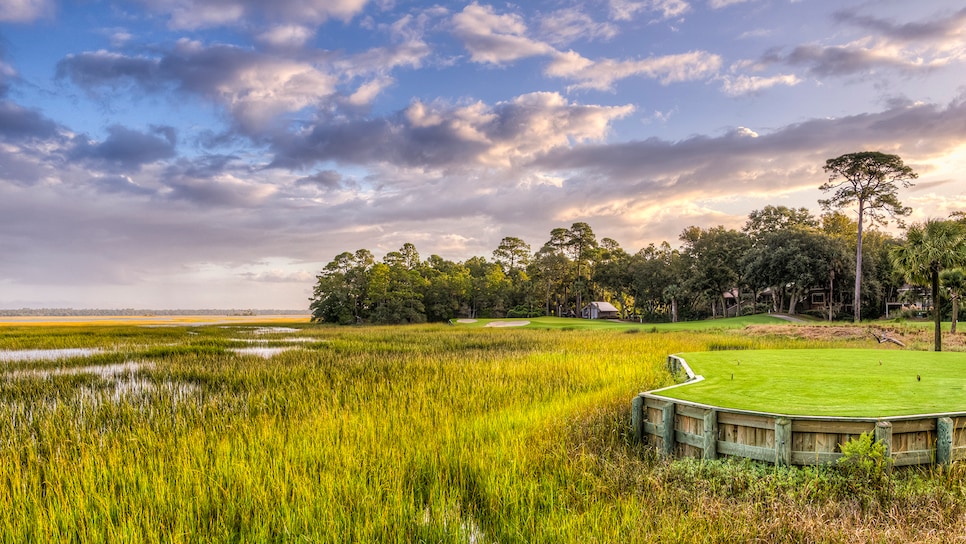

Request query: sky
[{"left": 1, "top": 0, "right": 965, "bottom": 310}]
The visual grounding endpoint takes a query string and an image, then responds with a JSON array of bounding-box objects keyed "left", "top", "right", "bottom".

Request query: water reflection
[
  {"left": 0, "top": 348, "right": 102, "bottom": 362},
  {"left": 229, "top": 347, "right": 294, "bottom": 358}
]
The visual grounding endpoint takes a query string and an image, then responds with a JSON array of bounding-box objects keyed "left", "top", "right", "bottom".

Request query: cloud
[
  {"left": 70, "top": 125, "right": 177, "bottom": 171},
  {"left": 270, "top": 91, "right": 634, "bottom": 170},
  {"left": 451, "top": 3, "right": 555, "bottom": 65},
  {"left": 139, "top": 0, "right": 370, "bottom": 30},
  {"left": 546, "top": 49, "right": 722, "bottom": 90},
  {"left": 708, "top": 0, "right": 753, "bottom": 9},
  {"left": 56, "top": 50, "right": 162, "bottom": 91},
  {"left": 87, "top": 174, "right": 156, "bottom": 195},
  {"left": 296, "top": 170, "right": 345, "bottom": 190},
  {"left": 57, "top": 43, "right": 338, "bottom": 133},
  {"left": 240, "top": 269, "right": 315, "bottom": 283},
  {"left": 256, "top": 25, "right": 316, "bottom": 49},
  {"left": 767, "top": 7, "right": 966, "bottom": 79},
  {"left": 609, "top": 0, "right": 690, "bottom": 22},
  {"left": 57, "top": 37, "right": 430, "bottom": 133},
  {"left": 537, "top": 8, "right": 618, "bottom": 46},
  {"left": 0, "top": 0, "right": 54, "bottom": 22},
  {"left": 531, "top": 97, "right": 966, "bottom": 210},
  {"left": 0, "top": 101, "right": 61, "bottom": 140},
  {"left": 720, "top": 73, "right": 800, "bottom": 96},
  {"left": 833, "top": 7, "right": 966, "bottom": 43},
  {"left": 163, "top": 172, "right": 277, "bottom": 208}
]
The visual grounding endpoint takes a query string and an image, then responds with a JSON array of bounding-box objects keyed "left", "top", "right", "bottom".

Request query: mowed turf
[
  {"left": 655, "top": 349, "right": 966, "bottom": 417},
  {"left": 454, "top": 315, "right": 788, "bottom": 331}
]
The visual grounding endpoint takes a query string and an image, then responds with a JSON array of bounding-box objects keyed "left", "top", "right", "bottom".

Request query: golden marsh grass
[{"left": 1, "top": 322, "right": 965, "bottom": 542}]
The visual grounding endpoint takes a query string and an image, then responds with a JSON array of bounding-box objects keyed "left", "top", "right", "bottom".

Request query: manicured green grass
[
  {"left": 453, "top": 314, "right": 788, "bottom": 331},
  {"left": 657, "top": 349, "right": 966, "bottom": 417}
]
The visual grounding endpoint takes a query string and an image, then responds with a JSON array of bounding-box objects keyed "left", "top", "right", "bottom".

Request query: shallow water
[
  {"left": 0, "top": 348, "right": 103, "bottom": 362},
  {"left": 229, "top": 346, "right": 295, "bottom": 358},
  {"left": 3, "top": 360, "right": 144, "bottom": 379},
  {"left": 252, "top": 327, "right": 301, "bottom": 334}
]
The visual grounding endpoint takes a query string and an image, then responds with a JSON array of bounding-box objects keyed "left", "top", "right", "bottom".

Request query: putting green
[{"left": 655, "top": 349, "right": 966, "bottom": 417}]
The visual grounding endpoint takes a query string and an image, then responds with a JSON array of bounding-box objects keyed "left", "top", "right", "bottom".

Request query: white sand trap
[
  {"left": 456, "top": 319, "right": 478, "bottom": 323},
  {"left": 485, "top": 320, "right": 530, "bottom": 327}
]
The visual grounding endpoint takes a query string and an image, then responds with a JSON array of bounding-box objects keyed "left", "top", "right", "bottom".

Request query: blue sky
[{"left": 1, "top": 0, "right": 965, "bottom": 309}]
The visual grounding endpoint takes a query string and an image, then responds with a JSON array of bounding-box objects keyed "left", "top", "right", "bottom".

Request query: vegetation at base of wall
[
  {"left": 2, "top": 322, "right": 966, "bottom": 542},
  {"left": 838, "top": 432, "right": 892, "bottom": 497}
]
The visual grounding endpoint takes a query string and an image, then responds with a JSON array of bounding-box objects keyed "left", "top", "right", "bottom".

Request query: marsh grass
[{"left": 1, "top": 322, "right": 965, "bottom": 541}]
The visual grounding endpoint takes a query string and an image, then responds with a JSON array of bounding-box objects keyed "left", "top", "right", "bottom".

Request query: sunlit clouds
[{"left": 0, "top": 0, "right": 964, "bottom": 308}]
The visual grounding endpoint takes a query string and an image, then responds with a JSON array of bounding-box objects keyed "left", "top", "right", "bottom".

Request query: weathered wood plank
[
  {"left": 891, "top": 419, "right": 936, "bottom": 434},
  {"left": 675, "top": 430, "right": 704, "bottom": 449},
  {"left": 718, "top": 412, "right": 774, "bottom": 430},
  {"left": 676, "top": 404, "right": 707, "bottom": 419},
  {"left": 893, "top": 449, "right": 935, "bottom": 467},
  {"left": 792, "top": 420, "right": 875, "bottom": 434},
  {"left": 790, "top": 451, "right": 840, "bottom": 465},
  {"left": 717, "top": 441, "right": 774, "bottom": 463}
]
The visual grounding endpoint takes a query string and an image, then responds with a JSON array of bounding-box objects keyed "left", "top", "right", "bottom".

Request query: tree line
[{"left": 309, "top": 152, "right": 966, "bottom": 344}]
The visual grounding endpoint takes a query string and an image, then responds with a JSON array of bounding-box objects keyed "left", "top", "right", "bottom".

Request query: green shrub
[{"left": 837, "top": 431, "right": 891, "bottom": 490}]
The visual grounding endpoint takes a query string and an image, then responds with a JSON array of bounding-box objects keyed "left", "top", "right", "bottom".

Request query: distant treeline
[
  {"left": 0, "top": 309, "right": 309, "bottom": 316},
  {"left": 308, "top": 207, "right": 964, "bottom": 326}
]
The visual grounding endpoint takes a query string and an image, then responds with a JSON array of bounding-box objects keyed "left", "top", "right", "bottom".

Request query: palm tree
[
  {"left": 890, "top": 219, "right": 966, "bottom": 351},
  {"left": 941, "top": 268, "right": 966, "bottom": 334}
]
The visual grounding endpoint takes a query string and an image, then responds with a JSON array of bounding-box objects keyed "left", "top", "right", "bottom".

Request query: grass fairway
[
  {"left": 658, "top": 349, "right": 966, "bottom": 417},
  {"left": 453, "top": 314, "right": 788, "bottom": 331}
]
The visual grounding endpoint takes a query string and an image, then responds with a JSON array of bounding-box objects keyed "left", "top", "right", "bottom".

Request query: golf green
[{"left": 656, "top": 349, "right": 966, "bottom": 417}]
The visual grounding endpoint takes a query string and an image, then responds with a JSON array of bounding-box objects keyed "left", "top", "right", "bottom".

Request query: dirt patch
[{"left": 742, "top": 324, "right": 966, "bottom": 350}]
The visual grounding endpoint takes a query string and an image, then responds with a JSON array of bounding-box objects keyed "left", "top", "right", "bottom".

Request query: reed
[{"left": 0, "top": 323, "right": 964, "bottom": 542}]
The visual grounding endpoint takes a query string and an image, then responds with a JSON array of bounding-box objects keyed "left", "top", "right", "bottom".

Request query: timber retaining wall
[{"left": 632, "top": 355, "right": 966, "bottom": 466}]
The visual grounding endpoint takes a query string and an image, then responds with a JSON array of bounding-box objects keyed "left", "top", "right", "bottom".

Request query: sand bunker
[
  {"left": 485, "top": 320, "right": 530, "bottom": 327},
  {"left": 456, "top": 319, "right": 478, "bottom": 323}
]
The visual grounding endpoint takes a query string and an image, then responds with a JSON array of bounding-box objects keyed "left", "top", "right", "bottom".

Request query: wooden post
[
  {"left": 937, "top": 417, "right": 954, "bottom": 465},
  {"left": 874, "top": 420, "right": 893, "bottom": 472},
  {"left": 632, "top": 395, "right": 645, "bottom": 444},
  {"left": 661, "top": 402, "right": 675, "bottom": 457},
  {"left": 703, "top": 409, "right": 718, "bottom": 460},
  {"left": 775, "top": 418, "right": 792, "bottom": 466},
  {"left": 666, "top": 356, "right": 679, "bottom": 376}
]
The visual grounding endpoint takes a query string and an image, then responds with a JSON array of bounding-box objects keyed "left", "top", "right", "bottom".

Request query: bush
[
  {"left": 506, "top": 305, "right": 544, "bottom": 318},
  {"left": 837, "top": 431, "right": 891, "bottom": 494}
]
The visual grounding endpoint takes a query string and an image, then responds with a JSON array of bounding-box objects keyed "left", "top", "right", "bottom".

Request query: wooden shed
[{"left": 581, "top": 301, "right": 619, "bottom": 319}]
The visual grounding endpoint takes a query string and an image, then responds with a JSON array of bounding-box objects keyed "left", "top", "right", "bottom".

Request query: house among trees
[{"left": 582, "top": 301, "right": 619, "bottom": 320}]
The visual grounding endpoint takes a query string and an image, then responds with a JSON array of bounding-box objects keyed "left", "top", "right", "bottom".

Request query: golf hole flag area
[{"left": 633, "top": 349, "right": 966, "bottom": 467}]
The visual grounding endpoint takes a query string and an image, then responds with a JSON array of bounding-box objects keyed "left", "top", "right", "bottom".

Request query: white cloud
[
  {"left": 609, "top": 0, "right": 690, "bottom": 22},
  {"left": 256, "top": 25, "right": 316, "bottom": 48},
  {"left": 537, "top": 8, "right": 618, "bottom": 46},
  {"left": 451, "top": 3, "right": 555, "bottom": 65},
  {"left": 708, "top": 0, "right": 753, "bottom": 9},
  {"left": 153, "top": 0, "right": 370, "bottom": 30},
  {"left": 721, "top": 73, "right": 801, "bottom": 96},
  {"left": 546, "top": 49, "right": 722, "bottom": 90},
  {"left": 0, "top": 0, "right": 54, "bottom": 22}
]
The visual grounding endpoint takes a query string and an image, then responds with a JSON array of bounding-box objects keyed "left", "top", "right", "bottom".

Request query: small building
[{"left": 581, "top": 301, "right": 619, "bottom": 320}]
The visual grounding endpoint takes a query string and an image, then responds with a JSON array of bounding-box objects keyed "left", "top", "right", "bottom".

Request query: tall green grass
[{"left": 0, "top": 323, "right": 965, "bottom": 541}]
